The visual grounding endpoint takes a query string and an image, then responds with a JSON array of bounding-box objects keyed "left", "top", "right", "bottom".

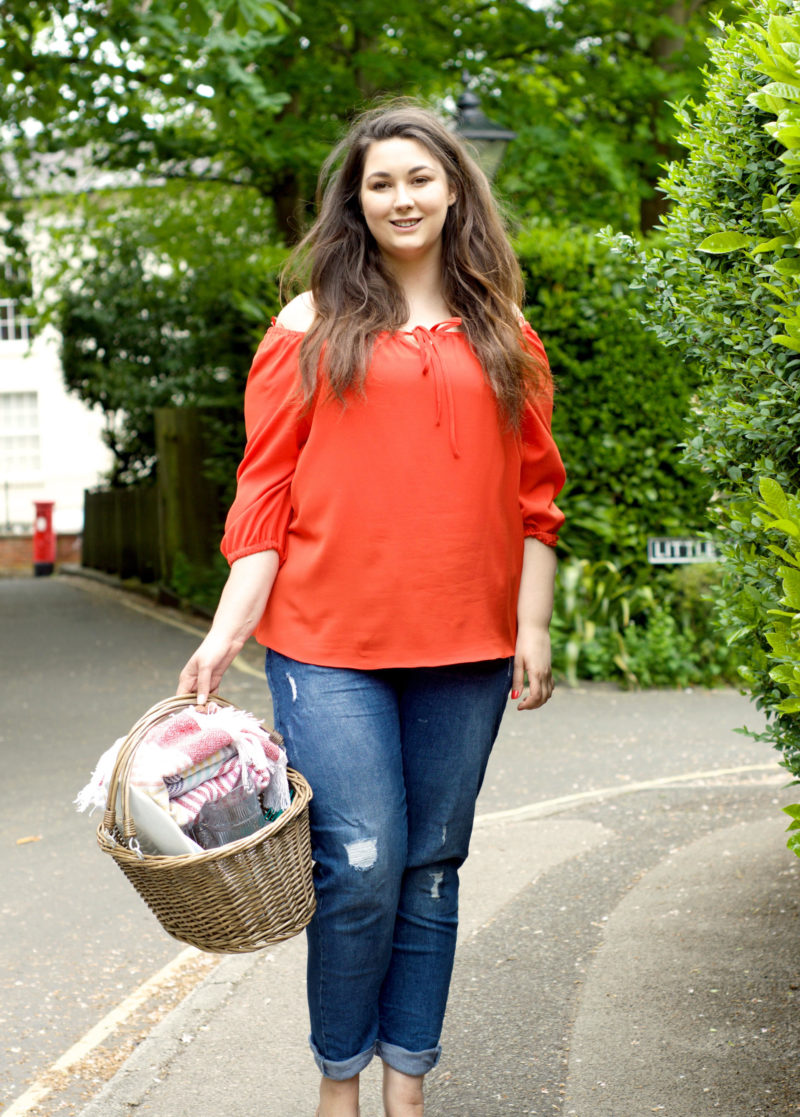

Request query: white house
[{"left": 0, "top": 296, "right": 112, "bottom": 534}]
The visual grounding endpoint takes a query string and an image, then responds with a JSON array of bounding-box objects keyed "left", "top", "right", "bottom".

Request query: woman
[{"left": 178, "top": 101, "right": 565, "bottom": 1117}]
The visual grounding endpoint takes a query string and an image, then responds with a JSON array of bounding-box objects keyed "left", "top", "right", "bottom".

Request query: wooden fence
[{"left": 82, "top": 408, "right": 233, "bottom": 585}]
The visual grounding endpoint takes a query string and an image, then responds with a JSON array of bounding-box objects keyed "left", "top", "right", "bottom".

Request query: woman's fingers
[
  {"left": 512, "top": 649, "right": 554, "bottom": 711},
  {"left": 177, "top": 644, "right": 228, "bottom": 708},
  {"left": 519, "top": 668, "right": 553, "bottom": 709},
  {"left": 195, "top": 665, "right": 213, "bottom": 709}
]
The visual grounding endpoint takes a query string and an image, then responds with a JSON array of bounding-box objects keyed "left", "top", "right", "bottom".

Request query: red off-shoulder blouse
[{"left": 221, "top": 318, "right": 565, "bottom": 669}]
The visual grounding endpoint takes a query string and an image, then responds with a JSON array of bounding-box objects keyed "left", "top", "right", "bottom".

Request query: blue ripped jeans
[{"left": 265, "top": 649, "right": 513, "bottom": 1081}]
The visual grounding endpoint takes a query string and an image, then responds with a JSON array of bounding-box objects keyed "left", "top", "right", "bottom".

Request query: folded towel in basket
[{"left": 76, "top": 703, "right": 290, "bottom": 830}]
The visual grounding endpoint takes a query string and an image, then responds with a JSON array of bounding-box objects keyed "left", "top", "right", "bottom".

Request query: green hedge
[{"left": 637, "top": 0, "right": 800, "bottom": 791}]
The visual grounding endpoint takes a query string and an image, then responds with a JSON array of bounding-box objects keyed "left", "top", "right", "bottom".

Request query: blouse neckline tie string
[{"left": 410, "top": 322, "right": 462, "bottom": 459}]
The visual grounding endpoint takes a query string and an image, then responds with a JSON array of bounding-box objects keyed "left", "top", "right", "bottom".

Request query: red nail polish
[{"left": 511, "top": 689, "right": 521, "bottom": 700}]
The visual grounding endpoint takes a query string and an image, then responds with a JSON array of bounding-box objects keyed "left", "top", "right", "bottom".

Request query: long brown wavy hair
[{"left": 282, "top": 100, "right": 548, "bottom": 428}]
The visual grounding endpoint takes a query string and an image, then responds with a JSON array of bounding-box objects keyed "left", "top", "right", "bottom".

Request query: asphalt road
[{"left": 1, "top": 573, "right": 796, "bottom": 1117}]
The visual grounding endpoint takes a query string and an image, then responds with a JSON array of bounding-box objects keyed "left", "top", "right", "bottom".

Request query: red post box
[{"left": 33, "top": 501, "right": 55, "bottom": 577}]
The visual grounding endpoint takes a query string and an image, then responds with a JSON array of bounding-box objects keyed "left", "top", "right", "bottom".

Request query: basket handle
[{"left": 101, "top": 693, "right": 237, "bottom": 852}]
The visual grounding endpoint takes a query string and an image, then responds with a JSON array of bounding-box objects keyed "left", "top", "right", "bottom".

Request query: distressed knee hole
[
  {"left": 345, "top": 837, "right": 378, "bottom": 871},
  {"left": 285, "top": 672, "right": 297, "bottom": 702},
  {"left": 429, "top": 870, "right": 445, "bottom": 900}
]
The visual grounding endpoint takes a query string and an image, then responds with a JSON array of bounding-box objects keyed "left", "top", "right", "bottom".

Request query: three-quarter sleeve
[
  {"left": 220, "top": 326, "right": 309, "bottom": 565},
  {"left": 519, "top": 323, "right": 566, "bottom": 547}
]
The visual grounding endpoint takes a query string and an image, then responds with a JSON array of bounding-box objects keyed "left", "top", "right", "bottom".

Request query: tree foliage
[
  {"left": 472, "top": 0, "right": 742, "bottom": 231},
  {"left": 2, "top": 0, "right": 741, "bottom": 241},
  {"left": 56, "top": 185, "right": 284, "bottom": 483},
  {"left": 2, "top": 0, "right": 462, "bottom": 241}
]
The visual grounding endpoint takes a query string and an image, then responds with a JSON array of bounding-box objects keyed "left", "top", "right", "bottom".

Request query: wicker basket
[{"left": 97, "top": 694, "right": 316, "bottom": 953}]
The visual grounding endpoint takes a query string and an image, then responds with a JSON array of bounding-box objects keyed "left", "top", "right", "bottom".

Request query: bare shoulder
[{"left": 275, "top": 291, "right": 316, "bottom": 333}]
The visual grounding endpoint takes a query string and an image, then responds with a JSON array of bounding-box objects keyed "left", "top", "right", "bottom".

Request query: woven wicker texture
[{"left": 97, "top": 694, "right": 315, "bottom": 953}]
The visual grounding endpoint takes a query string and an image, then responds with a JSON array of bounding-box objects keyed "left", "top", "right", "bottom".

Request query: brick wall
[{"left": 0, "top": 534, "right": 82, "bottom": 573}]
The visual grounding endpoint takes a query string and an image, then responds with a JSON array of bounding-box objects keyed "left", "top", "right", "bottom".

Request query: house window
[
  {"left": 0, "top": 299, "right": 34, "bottom": 342},
  {"left": 0, "top": 391, "right": 41, "bottom": 473}
]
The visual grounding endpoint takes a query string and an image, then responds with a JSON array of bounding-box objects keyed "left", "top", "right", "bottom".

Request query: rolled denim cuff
[
  {"left": 309, "top": 1035, "right": 376, "bottom": 1080},
  {"left": 376, "top": 1039, "right": 442, "bottom": 1076}
]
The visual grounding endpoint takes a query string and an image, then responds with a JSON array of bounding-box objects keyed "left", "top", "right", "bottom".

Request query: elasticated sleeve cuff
[
  {"left": 524, "top": 528, "right": 561, "bottom": 548},
  {"left": 221, "top": 539, "right": 288, "bottom": 566}
]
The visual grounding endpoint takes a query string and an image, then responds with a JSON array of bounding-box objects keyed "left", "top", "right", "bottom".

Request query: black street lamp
[{"left": 453, "top": 89, "right": 517, "bottom": 182}]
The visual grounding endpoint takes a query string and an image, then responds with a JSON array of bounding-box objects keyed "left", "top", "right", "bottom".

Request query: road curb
[{"left": 77, "top": 951, "right": 262, "bottom": 1117}]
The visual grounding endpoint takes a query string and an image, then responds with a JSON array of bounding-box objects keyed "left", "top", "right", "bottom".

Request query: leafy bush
[
  {"left": 753, "top": 478, "right": 800, "bottom": 852},
  {"left": 550, "top": 558, "right": 741, "bottom": 689},
  {"left": 621, "top": 605, "right": 706, "bottom": 689},
  {"left": 753, "top": 479, "right": 800, "bottom": 770},
  {"left": 549, "top": 557, "right": 650, "bottom": 686},
  {"left": 635, "top": 0, "right": 800, "bottom": 786},
  {"left": 167, "top": 550, "right": 232, "bottom": 617}
]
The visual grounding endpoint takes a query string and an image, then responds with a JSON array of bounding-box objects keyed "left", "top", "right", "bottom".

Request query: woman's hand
[
  {"left": 177, "top": 630, "right": 244, "bottom": 708},
  {"left": 176, "top": 551, "right": 280, "bottom": 707},
  {"left": 513, "top": 537, "right": 558, "bottom": 712},
  {"left": 511, "top": 624, "right": 554, "bottom": 710}
]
